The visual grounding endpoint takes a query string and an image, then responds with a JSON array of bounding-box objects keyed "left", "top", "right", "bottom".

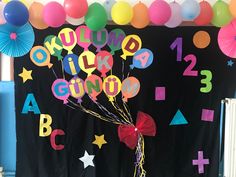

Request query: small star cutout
[
  {"left": 79, "top": 150, "right": 95, "bottom": 169},
  {"left": 92, "top": 134, "right": 107, "bottom": 149},
  {"left": 227, "top": 60, "right": 234, "bottom": 67},
  {"left": 18, "top": 67, "right": 33, "bottom": 83}
]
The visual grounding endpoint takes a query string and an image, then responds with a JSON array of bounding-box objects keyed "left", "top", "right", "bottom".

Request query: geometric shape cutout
[
  {"left": 155, "top": 86, "right": 166, "bottom": 101},
  {"left": 170, "top": 109, "right": 188, "bottom": 125}
]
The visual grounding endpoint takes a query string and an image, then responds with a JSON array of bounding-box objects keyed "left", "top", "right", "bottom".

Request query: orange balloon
[
  {"left": 131, "top": 2, "right": 149, "bottom": 29},
  {"left": 193, "top": 31, "right": 211, "bottom": 49},
  {"left": 29, "top": 2, "right": 48, "bottom": 30},
  {"left": 229, "top": 0, "right": 236, "bottom": 17}
]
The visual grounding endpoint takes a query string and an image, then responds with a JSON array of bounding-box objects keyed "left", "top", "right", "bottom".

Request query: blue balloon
[
  {"left": 130, "top": 48, "right": 154, "bottom": 69},
  {"left": 4, "top": 1, "right": 29, "bottom": 26},
  {"left": 181, "top": 0, "right": 200, "bottom": 20},
  {"left": 63, "top": 54, "right": 81, "bottom": 76}
]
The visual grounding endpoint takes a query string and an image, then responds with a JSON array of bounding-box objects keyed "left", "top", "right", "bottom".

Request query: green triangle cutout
[{"left": 170, "top": 109, "right": 188, "bottom": 125}]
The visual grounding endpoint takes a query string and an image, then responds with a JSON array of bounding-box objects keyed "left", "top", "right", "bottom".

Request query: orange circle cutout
[{"left": 193, "top": 31, "right": 211, "bottom": 49}]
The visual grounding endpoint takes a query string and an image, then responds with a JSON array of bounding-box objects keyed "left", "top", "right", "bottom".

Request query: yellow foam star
[
  {"left": 92, "top": 134, "right": 107, "bottom": 149},
  {"left": 18, "top": 67, "right": 33, "bottom": 83}
]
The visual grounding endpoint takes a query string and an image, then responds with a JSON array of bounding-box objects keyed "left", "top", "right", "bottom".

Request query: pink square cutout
[
  {"left": 201, "top": 109, "right": 214, "bottom": 122},
  {"left": 155, "top": 87, "right": 166, "bottom": 101}
]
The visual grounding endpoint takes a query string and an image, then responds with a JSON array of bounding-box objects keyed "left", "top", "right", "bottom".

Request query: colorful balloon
[
  {"left": 85, "top": 2, "right": 108, "bottom": 31},
  {"left": 181, "top": 0, "right": 200, "bottom": 20},
  {"left": 121, "top": 77, "right": 140, "bottom": 102},
  {"left": 165, "top": 2, "right": 182, "bottom": 28},
  {"left": 29, "top": 2, "right": 48, "bottom": 30},
  {"left": 111, "top": 1, "right": 133, "bottom": 25},
  {"left": 84, "top": 74, "right": 103, "bottom": 101},
  {"left": 43, "top": 2, "right": 66, "bottom": 28},
  {"left": 64, "top": 0, "right": 88, "bottom": 18},
  {"left": 121, "top": 35, "right": 142, "bottom": 60},
  {"left": 211, "top": 1, "right": 232, "bottom": 27},
  {"left": 63, "top": 54, "right": 80, "bottom": 75},
  {"left": 75, "top": 25, "right": 92, "bottom": 51},
  {"left": 4, "top": 1, "right": 29, "bottom": 26},
  {"left": 51, "top": 79, "right": 69, "bottom": 104},
  {"left": 44, "top": 35, "right": 63, "bottom": 60},
  {"left": 103, "top": 0, "right": 115, "bottom": 20},
  {"left": 229, "top": 0, "right": 236, "bottom": 17},
  {"left": 107, "top": 28, "right": 126, "bottom": 55},
  {"left": 68, "top": 77, "right": 85, "bottom": 103},
  {"left": 58, "top": 28, "right": 77, "bottom": 54},
  {"left": 91, "top": 28, "right": 108, "bottom": 52},
  {"left": 30, "top": 46, "right": 52, "bottom": 68},
  {"left": 79, "top": 51, "right": 96, "bottom": 76},
  {"left": 130, "top": 48, "right": 153, "bottom": 69},
  {"left": 0, "top": 2, "right": 6, "bottom": 24},
  {"left": 131, "top": 2, "right": 149, "bottom": 29},
  {"left": 149, "top": 0, "right": 171, "bottom": 25},
  {"left": 103, "top": 75, "right": 121, "bottom": 101},
  {"left": 194, "top": 1, "right": 213, "bottom": 26},
  {"left": 95, "top": 51, "right": 113, "bottom": 78},
  {"left": 66, "top": 16, "right": 84, "bottom": 26}
]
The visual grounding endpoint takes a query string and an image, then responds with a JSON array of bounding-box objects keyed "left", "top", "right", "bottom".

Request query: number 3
[{"left": 200, "top": 70, "right": 212, "bottom": 93}]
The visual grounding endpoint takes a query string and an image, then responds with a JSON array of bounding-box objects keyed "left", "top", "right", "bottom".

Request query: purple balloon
[
  {"left": 91, "top": 28, "right": 108, "bottom": 52},
  {"left": 165, "top": 2, "right": 183, "bottom": 28}
]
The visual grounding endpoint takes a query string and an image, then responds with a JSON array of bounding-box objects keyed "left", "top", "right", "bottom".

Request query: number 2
[
  {"left": 183, "top": 54, "right": 198, "bottom": 76},
  {"left": 200, "top": 70, "right": 212, "bottom": 93}
]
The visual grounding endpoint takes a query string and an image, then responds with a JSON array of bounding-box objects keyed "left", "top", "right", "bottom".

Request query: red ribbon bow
[{"left": 118, "top": 111, "right": 157, "bottom": 149}]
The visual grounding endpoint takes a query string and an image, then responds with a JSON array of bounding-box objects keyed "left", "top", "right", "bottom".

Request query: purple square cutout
[
  {"left": 201, "top": 109, "right": 214, "bottom": 122},
  {"left": 155, "top": 87, "right": 166, "bottom": 101}
]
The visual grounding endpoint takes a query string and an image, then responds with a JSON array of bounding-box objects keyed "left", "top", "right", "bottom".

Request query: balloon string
[
  {"left": 93, "top": 99, "right": 128, "bottom": 124},
  {"left": 51, "top": 68, "right": 58, "bottom": 79},
  {"left": 68, "top": 99, "right": 122, "bottom": 124},
  {"left": 111, "top": 97, "right": 133, "bottom": 124},
  {"left": 60, "top": 60, "right": 65, "bottom": 79},
  {"left": 122, "top": 101, "right": 133, "bottom": 123},
  {"left": 134, "top": 135, "right": 146, "bottom": 177}
]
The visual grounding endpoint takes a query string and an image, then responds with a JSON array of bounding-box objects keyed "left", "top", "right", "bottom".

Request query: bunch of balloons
[
  {"left": 28, "top": 25, "right": 154, "bottom": 104},
  {"left": 0, "top": 0, "right": 236, "bottom": 31}
]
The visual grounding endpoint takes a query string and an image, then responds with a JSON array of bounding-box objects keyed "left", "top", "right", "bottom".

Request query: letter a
[{"left": 22, "top": 93, "right": 41, "bottom": 114}]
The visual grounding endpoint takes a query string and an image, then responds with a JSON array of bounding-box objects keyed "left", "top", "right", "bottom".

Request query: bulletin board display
[{"left": 14, "top": 25, "right": 236, "bottom": 177}]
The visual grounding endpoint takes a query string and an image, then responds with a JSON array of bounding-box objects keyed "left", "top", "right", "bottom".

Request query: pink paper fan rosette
[{"left": 218, "top": 19, "right": 236, "bottom": 59}]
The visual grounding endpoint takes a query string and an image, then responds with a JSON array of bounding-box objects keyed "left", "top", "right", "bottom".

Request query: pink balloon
[
  {"left": 165, "top": 2, "right": 182, "bottom": 28},
  {"left": 149, "top": 0, "right": 171, "bottom": 25},
  {"left": 51, "top": 79, "right": 69, "bottom": 104},
  {"left": 75, "top": 25, "right": 92, "bottom": 51},
  {"left": 95, "top": 51, "right": 113, "bottom": 78},
  {"left": 43, "top": 2, "right": 66, "bottom": 28}
]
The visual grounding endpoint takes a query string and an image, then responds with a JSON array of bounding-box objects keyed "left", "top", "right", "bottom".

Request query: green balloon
[
  {"left": 211, "top": 1, "right": 232, "bottom": 27},
  {"left": 107, "top": 29, "right": 126, "bottom": 55},
  {"left": 44, "top": 35, "right": 63, "bottom": 60},
  {"left": 85, "top": 2, "right": 108, "bottom": 31}
]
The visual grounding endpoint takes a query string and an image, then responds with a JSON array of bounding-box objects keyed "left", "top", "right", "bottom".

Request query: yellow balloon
[
  {"left": 229, "top": 0, "right": 236, "bottom": 17},
  {"left": 111, "top": 1, "right": 133, "bottom": 25},
  {"left": 103, "top": 75, "right": 121, "bottom": 101},
  {"left": 79, "top": 51, "right": 96, "bottom": 76},
  {"left": 121, "top": 34, "right": 142, "bottom": 60},
  {"left": 58, "top": 28, "right": 77, "bottom": 54}
]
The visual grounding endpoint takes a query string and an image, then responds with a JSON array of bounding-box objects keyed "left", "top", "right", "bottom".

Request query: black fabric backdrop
[{"left": 14, "top": 25, "right": 236, "bottom": 177}]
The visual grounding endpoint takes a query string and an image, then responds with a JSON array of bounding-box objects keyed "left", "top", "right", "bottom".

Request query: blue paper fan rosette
[{"left": 0, "top": 22, "right": 35, "bottom": 57}]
